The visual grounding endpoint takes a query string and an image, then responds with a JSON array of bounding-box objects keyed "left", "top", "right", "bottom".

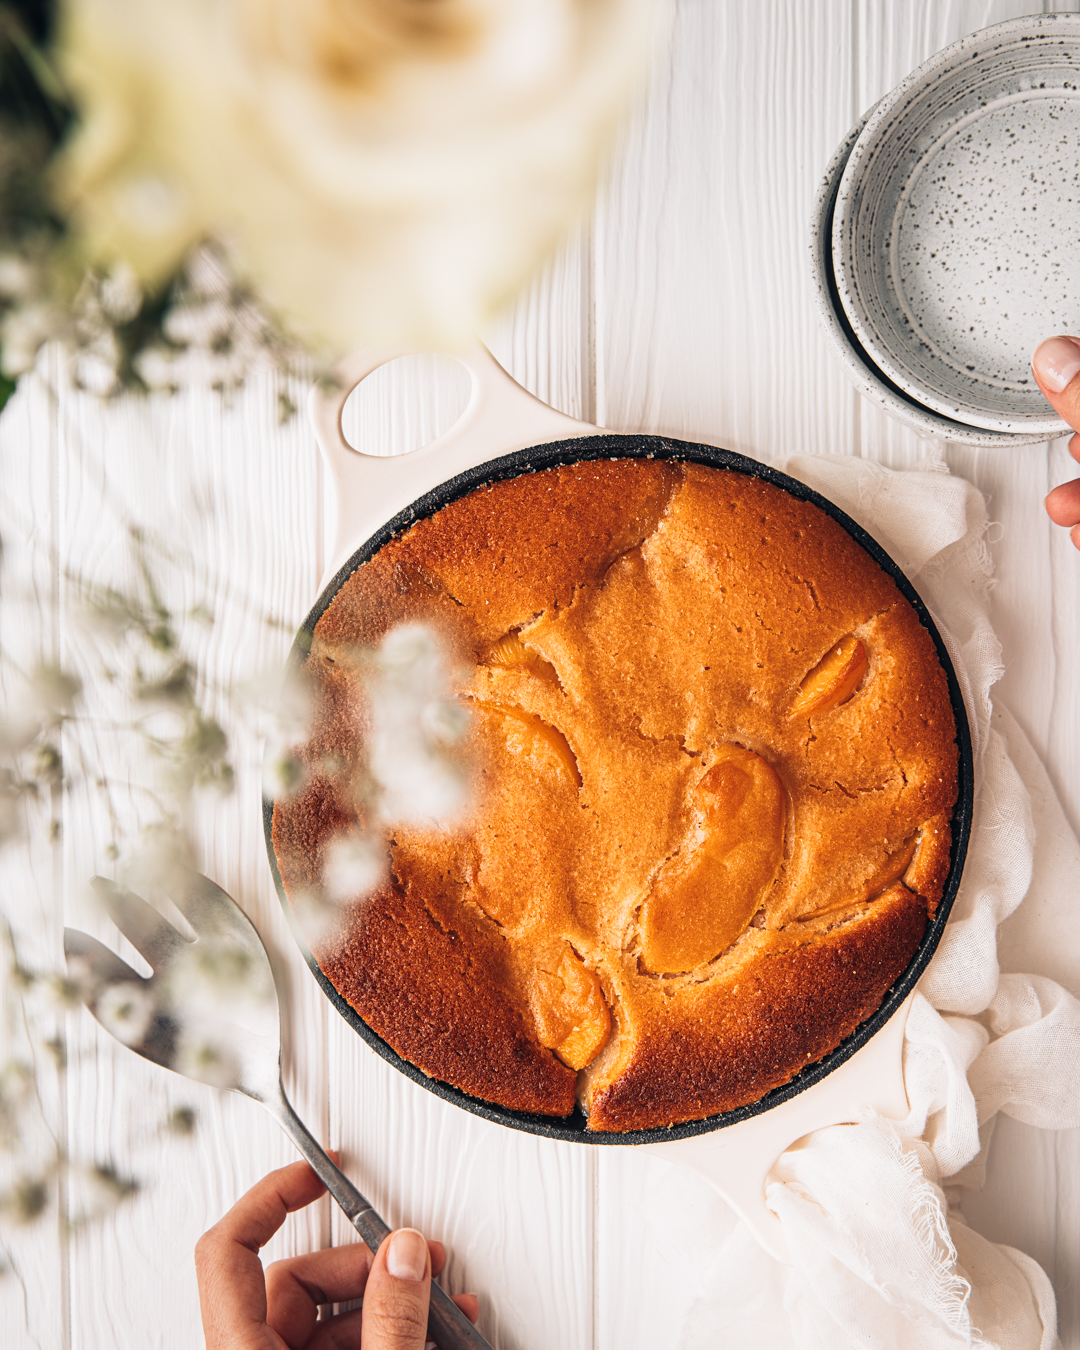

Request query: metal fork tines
[{"left": 65, "top": 868, "right": 491, "bottom": 1350}]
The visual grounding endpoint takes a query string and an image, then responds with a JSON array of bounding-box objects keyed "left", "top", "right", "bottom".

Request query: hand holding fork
[{"left": 65, "top": 868, "right": 490, "bottom": 1350}]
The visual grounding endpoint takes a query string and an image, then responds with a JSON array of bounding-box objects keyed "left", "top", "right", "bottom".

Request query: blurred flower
[
  {"left": 166, "top": 1104, "right": 196, "bottom": 1136},
  {"left": 323, "top": 829, "right": 384, "bottom": 903},
  {"left": 95, "top": 980, "right": 154, "bottom": 1046},
  {"left": 262, "top": 746, "right": 307, "bottom": 800},
  {"left": 0, "top": 1174, "right": 49, "bottom": 1224},
  {"left": 66, "top": 1162, "right": 138, "bottom": 1227},
  {"left": 53, "top": 0, "right": 658, "bottom": 355},
  {"left": 164, "top": 930, "right": 276, "bottom": 1015},
  {"left": 366, "top": 623, "right": 470, "bottom": 823},
  {"left": 29, "top": 663, "right": 82, "bottom": 719},
  {"left": 175, "top": 1035, "right": 240, "bottom": 1090}
]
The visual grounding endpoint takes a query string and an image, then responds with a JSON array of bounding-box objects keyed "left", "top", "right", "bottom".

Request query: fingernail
[
  {"left": 387, "top": 1228, "right": 427, "bottom": 1282},
  {"left": 1032, "top": 337, "right": 1080, "bottom": 394}
]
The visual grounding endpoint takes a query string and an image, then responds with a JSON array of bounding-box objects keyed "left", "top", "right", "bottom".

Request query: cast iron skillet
[{"left": 262, "top": 431, "right": 974, "bottom": 1147}]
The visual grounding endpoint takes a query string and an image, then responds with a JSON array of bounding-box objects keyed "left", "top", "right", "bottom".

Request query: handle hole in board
[{"left": 340, "top": 354, "right": 471, "bottom": 458}]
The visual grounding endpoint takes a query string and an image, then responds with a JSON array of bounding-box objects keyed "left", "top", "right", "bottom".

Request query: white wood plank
[
  {"left": 0, "top": 354, "right": 70, "bottom": 1350},
  {"left": 483, "top": 227, "right": 593, "bottom": 423},
  {"left": 341, "top": 353, "right": 472, "bottom": 460},
  {"left": 856, "top": 0, "right": 1046, "bottom": 117},
  {"left": 327, "top": 1051, "right": 596, "bottom": 1350},
  {"left": 45, "top": 368, "right": 331, "bottom": 1347},
  {"left": 592, "top": 0, "right": 858, "bottom": 466},
  {"left": 595, "top": 1150, "right": 740, "bottom": 1349},
  {"left": 323, "top": 230, "right": 598, "bottom": 1350}
]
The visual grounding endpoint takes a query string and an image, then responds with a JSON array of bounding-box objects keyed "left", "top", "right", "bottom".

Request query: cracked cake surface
[{"left": 271, "top": 459, "right": 959, "bottom": 1131}]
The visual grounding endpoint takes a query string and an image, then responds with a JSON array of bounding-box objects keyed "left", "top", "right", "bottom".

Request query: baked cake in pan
[{"left": 271, "top": 458, "right": 958, "bottom": 1132}]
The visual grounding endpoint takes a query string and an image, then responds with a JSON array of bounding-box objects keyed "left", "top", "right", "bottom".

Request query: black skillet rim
[{"left": 262, "top": 432, "right": 975, "bottom": 1146}]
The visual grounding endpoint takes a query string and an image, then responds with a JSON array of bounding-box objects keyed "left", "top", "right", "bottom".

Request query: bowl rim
[
  {"left": 262, "top": 434, "right": 975, "bottom": 1145},
  {"left": 830, "top": 11, "right": 1078, "bottom": 437},
  {"left": 809, "top": 105, "right": 1053, "bottom": 448}
]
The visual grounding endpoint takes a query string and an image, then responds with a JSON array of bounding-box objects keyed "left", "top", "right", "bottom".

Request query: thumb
[
  {"left": 361, "top": 1229, "right": 431, "bottom": 1350},
  {"left": 1031, "top": 336, "right": 1080, "bottom": 429}
]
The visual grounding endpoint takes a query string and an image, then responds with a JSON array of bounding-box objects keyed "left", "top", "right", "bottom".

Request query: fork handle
[{"left": 267, "top": 1087, "right": 494, "bottom": 1350}]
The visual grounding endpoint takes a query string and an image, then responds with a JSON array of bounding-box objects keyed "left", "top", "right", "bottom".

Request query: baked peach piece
[{"left": 272, "top": 459, "right": 958, "bottom": 1131}]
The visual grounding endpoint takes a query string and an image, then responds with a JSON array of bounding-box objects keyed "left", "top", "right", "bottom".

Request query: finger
[
  {"left": 422, "top": 1243, "right": 479, "bottom": 1325},
  {"left": 265, "top": 1242, "right": 374, "bottom": 1348},
  {"left": 306, "top": 1305, "right": 366, "bottom": 1349},
  {"left": 452, "top": 1293, "right": 481, "bottom": 1325},
  {"left": 361, "top": 1228, "right": 431, "bottom": 1350},
  {"left": 1032, "top": 336, "right": 1080, "bottom": 431},
  {"left": 302, "top": 1293, "right": 478, "bottom": 1350},
  {"left": 196, "top": 1162, "right": 327, "bottom": 1350},
  {"left": 1069, "top": 432, "right": 1080, "bottom": 465},
  {"left": 1046, "top": 478, "right": 1080, "bottom": 529}
]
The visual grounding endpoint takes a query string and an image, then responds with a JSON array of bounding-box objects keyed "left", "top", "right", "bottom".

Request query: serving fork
[{"left": 64, "top": 868, "right": 491, "bottom": 1350}]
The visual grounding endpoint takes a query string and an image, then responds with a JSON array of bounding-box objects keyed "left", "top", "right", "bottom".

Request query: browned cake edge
[
  {"left": 272, "top": 793, "right": 577, "bottom": 1118},
  {"left": 586, "top": 883, "right": 927, "bottom": 1132}
]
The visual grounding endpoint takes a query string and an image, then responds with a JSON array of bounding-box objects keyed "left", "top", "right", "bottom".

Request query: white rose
[{"left": 53, "top": 0, "right": 658, "bottom": 355}]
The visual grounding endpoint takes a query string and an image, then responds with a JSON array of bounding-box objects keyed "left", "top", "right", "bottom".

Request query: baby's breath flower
[
  {"left": 95, "top": 981, "right": 154, "bottom": 1046},
  {"left": 175, "top": 1036, "right": 239, "bottom": 1090},
  {"left": 166, "top": 1104, "right": 196, "bottom": 1136},
  {"left": 31, "top": 741, "right": 61, "bottom": 784},
  {"left": 66, "top": 1163, "right": 138, "bottom": 1228},
  {"left": 262, "top": 745, "right": 307, "bottom": 800},
  {"left": 0, "top": 770, "right": 22, "bottom": 842},
  {"left": 366, "top": 624, "right": 470, "bottom": 824},
  {"left": 288, "top": 886, "right": 345, "bottom": 949},
  {"left": 1, "top": 1174, "right": 49, "bottom": 1224},
  {"left": 29, "top": 664, "right": 82, "bottom": 719},
  {"left": 323, "top": 830, "right": 384, "bottom": 904}
]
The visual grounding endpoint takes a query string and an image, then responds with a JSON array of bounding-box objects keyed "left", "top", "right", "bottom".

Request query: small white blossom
[
  {"left": 262, "top": 745, "right": 308, "bottom": 800},
  {"left": 0, "top": 254, "right": 36, "bottom": 299},
  {"left": 0, "top": 302, "right": 63, "bottom": 376},
  {"left": 323, "top": 831, "right": 384, "bottom": 904},
  {"left": 366, "top": 624, "right": 470, "bottom": 825},
  {"left": 67, "top": 1164, "right": 138, "bottom": 1227},
  {"left": 175, "top": 1035, "right": 240, "bottom": 1090},
  {"left": 289, "top": 887, "right": 343, "bottom": 949},
  {"left": 98, "top": 262, "right": 143, "bottom": 324},
  {"left": 95, "top": 981, "right": 154, "bottom": 1046}
]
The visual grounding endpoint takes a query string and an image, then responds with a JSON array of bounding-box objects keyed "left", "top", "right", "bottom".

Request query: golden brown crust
[
  {"left": 586, "top": 884, "right": 926, "bottom": 1131},
  {"left": 271, "top": 459, "right": 959, "bottom": 1131}
]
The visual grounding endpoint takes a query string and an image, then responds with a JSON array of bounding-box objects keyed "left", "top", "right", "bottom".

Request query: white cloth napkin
[{"left": 678, "top": 454, "right": 1080, "bottom": 1350}]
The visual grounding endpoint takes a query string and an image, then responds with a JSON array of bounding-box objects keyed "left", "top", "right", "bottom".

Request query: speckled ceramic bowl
[
  {"left": 810, "top": 104, "right": 1049, "bottom": 447},
  {"left": 832, "top": 13, "right": 1080, "bottom": 437}
]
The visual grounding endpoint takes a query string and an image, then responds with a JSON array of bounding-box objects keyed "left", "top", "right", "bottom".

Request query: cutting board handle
[
  {"left": 641, "top": 992, "right": 912, "bottom": 1264},
  {"left": 309, "top": 343, "right": 598, "bottom": 588}
]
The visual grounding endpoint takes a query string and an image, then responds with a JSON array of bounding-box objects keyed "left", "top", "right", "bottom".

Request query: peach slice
[
  {"left": 475, "top": 702, "right": 582, "bottom": 787},
  {"left": 798, "top": 835, "right": 921, "bottom": 923},
  {"left": 529, "top": 945, "right": 612, "bottom": 1070},
  {"left": 865, "top": 834, "right": 919, "bottom": 900},
  {"left": 790, "top": 636, "right": 867, "bottom": 718},
  {"left": 639, "top": 745, "right": 785, "bottom": 973},
  {"left": 485, "top": 632, "right": 558, "bottom": 682}
]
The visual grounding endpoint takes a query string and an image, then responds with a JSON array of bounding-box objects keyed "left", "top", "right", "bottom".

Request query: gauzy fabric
[{"left": 677, "top": 454, "right": 1080, "bottom": 1350}]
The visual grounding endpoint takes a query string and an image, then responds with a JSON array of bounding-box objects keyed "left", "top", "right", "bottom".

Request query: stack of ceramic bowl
[{"left": 810, "top": 12, "right": 1080, "bottom": 447}]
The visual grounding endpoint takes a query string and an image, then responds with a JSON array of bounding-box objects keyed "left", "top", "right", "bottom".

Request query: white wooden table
[{"left": 4, "top": 3, "right": 1080, "bottom": 1346}]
